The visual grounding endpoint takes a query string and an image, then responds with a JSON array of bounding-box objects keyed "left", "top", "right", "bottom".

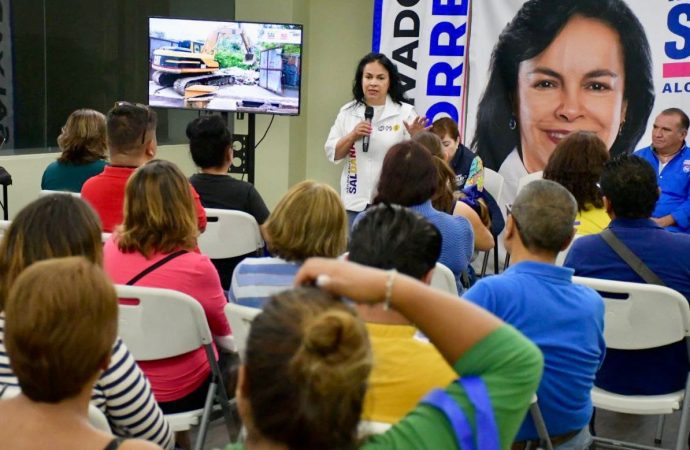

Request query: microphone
[{"left": 363, "top": 106, "right": 374, "bottom": 152}]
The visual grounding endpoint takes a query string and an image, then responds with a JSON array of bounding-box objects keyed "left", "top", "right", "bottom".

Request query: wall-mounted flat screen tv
[{"left": 149, "top": 17, "right": 303, "bottom": 116}]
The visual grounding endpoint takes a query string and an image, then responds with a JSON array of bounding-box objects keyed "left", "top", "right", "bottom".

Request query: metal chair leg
[{"left": 654, "top": 415, "right": 665, "bottom": 446}]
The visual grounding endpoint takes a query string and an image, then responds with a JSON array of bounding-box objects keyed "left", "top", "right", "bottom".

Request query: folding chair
[
  {"left": 430, "top": 262, "right": 459, "bottom": 296},
  {"left": 527, "top": 395, "right": 555, "bottom": 450},
  {"left": 480, "top": 168, "right": 505, "bottom": 276},
  {"left": 572, "top": 276, "right": 690, "bottom": 450},
  {"left": 504, "top": 171, "right": 545, "bottom": 269},
  {"left": 198, "top": 208, "right": 264, "bottom": 259},
  {"left": 224, "top": 303, "right": 260, "bottom": 360},
  {"left": 38, "top": 189, "right": 82, "bottom": 198},
  {"left": 115, "top": 284, "right": 237, "bottom": 450}
]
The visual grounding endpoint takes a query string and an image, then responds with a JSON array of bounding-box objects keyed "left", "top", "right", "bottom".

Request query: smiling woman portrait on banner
[{"left": 470, "top": 0, "right": 654, "bottom": 207}]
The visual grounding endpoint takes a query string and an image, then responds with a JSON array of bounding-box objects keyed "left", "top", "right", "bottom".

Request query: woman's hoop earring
[{"left": 509, "top": 116, "right": 517, "bottom": 131}]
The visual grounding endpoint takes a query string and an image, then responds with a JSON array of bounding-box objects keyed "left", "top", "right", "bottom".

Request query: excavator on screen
[{"left": 151, "top": 24, "right": 255, "bottom": 97}]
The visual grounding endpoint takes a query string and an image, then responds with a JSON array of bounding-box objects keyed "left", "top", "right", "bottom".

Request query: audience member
[
  {"left": 349, "top": 204, "right": 455, "bottom": 423},
  {"left": 0, "top": 194, "right": 173, "bottom": 449},
  {"left": 464, "top": 180, "right": 605, "bottom": 449},
  {"left": 429, "top": 117, "right": 483, "bottom": 189},
  {"left": 41, "top": 108, "right": 108, "bottom": 192},
  {"left": 103, "top": 160, "right": 233, "bottom": 415},
  {"left": 565, "top": 154, "right": 690, "bottom": 394},
  {"left": 186, "top": 115, "right": 270, "bottom": 289},
  {"left": 81, "top": 101, "right": 206, "bottom": 232},
  {"left": 222, "top": 258, "right": 543, "bottom": 450},
  {"left": 543, "top": 131, "right": 610, "bottom": 235},
  {"left": 635, "top": 108, "right": 690, "bottom": 233},
  {"left": 0, "top": 257, "right": 161, "bottom": 450},
  {"left": 229, "top": 180, "right": 347, "bottom": 308},
  {"left": 367, "top": 140, "right": 474, "bottom": 291}
]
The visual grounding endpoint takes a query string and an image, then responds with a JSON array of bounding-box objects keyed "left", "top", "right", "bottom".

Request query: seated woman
[
  {"left": 0, "top": 195, "right": 172, "bottom": 449},
  {"left": 0, "top": 258, "right": 160, "bottom": 450},
  {"left": 414, "top": 131, "right": 494, "bottom": 251},
  {"left": 365, "top": 140, "right": 474, "bottom": 291},
  {"left": 223, "top": 258, "right": 543, "bottom": 450},
  {"left": 229, "top": 180, "right": 347, "bottom": 308},
  {"left": 103, "top": 160, "right": 233, "bottom": 414},
  {"left": 41, "top": 108, "right": 108, "bottom": 192},
  {"left": 186, "top": 115, "right": 270, "bottom": 290},
  {"left": 543, "top": 131, "right": 611, "bottom": 235}
]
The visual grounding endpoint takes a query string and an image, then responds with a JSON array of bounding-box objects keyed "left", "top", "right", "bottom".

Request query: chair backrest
[
  {"left": 554, "top": 234, "right": 581, "bottom": 267},
  {"left": 224, "top": 303, "right": 261, "bottom": 359},
  {"left": 483, "top": 168, "right": 504, "bottom": 205},
  {"left": 572, "top": 276, "right": 690, "bottom": 350},
  {"left": 115, "top": 284, "right": 213, "bottom": 361},
  {"left": 0, "top": 385, "right": 111, "bottom": 432},
  {"left": 430, "top": 262, "right": 459, "bottom": 296},
  {"left": 198, "top": 208, "right": 264, "bottom": 259},
  {"left": 38, "top": 189, "right": 82, "bottom": 199},
  {"left": 516, "top": 171, "right": 543, "bottom": 195}
]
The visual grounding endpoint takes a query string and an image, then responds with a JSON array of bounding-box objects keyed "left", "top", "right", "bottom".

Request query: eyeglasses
[{"left": 113, "top": 101, "right": 153, "bottom": 144}]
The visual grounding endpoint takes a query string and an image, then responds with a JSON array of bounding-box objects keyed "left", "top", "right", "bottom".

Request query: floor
[{"left": 192, "top": 408, "right": 688, "bottom": 449}]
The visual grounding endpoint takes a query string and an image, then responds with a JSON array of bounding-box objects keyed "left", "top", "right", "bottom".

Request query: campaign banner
[
  {"left": 0, "top": 0, "right": 13, "bottom": 149},
  {"left": 372, "top": 0, "right": 471, "bottom": 133}
]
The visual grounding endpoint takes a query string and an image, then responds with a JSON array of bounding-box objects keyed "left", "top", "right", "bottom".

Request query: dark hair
[
  {"left": 351, "top": 52, "right": 409, "bottom": 106},
  {"left": 245, "top": 288, "right": 371, "bottom": 450},
  {"left": 471, "top": 0, "right": 654, "bottom": 170},
  {"left": 373, "top": 141, "right": 437, "bottom": 207},
  {"left": 350, "top": 204, "right": 441, "bottom": 280},
  {"left": 600, "top": 154, "right": 658, "bottom": 219},
  {"left": 107, "top": 101, "right": 158, "bottom": 155},
  {"left": 186, "top": 115, "right": 232, "bottom": 168},
  {"left": 543, "top": 131, "right": 609, "bottom": 212},
  {"left": 511, "top": 179, "right": 577, "bottom": 254},
  {"left": 661, "top": 107, "right": 690, "bottom": 131},
  {"left": 430, "top": 117, "right": 460, "bottom": 142},
  {"left": 0, "top": 195, "right": 103, "bottom": 311}
]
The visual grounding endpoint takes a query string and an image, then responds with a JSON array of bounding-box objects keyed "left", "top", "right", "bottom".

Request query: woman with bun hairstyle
[
  {"left": 0, "top": 194, "right": 173, "bottom": 449},
  {"left": 222, "top": 258, "right": 543, "bottom": 450},
  {"left": 325, "top": 52, "right": 429, "bottom": 227},
  {"left": 543, "top": 131, "right": 610, "bottom": 235},
  {"left": 0, "top": 257, "right": 160, "bottom": 450},
  {"left": 41, "top": 108, "right": 108, "bottom": 192},
  {"left": 229, "top": 180, "right": 347, "bottom": 308}
]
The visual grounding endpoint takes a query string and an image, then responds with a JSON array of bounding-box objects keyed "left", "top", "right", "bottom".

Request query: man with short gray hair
[{"left": 464, "top": 180, "right": 605, "bottom": 450}]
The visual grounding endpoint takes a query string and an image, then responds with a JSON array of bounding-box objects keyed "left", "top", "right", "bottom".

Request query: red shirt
[{"left": 81, "top": 165, "right": 207, "bottom": 232}]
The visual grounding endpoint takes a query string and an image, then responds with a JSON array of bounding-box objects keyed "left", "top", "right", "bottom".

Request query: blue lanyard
[{"left": 420, "top": 376, "right": 499, "bottom": 450}]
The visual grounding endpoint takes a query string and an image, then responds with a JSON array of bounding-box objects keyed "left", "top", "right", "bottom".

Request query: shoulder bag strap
[
  {"left": 420, "top": 376, "right": 499, "bottom": 450},
  {"left": 125, "top": 250, "right": 188, "bottom": 286},
  {"left": 600, "top": 229, "right": 665, "bottom": 286}
]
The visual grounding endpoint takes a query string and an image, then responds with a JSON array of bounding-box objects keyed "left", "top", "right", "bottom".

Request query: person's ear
[
  {"left": 560, "top": 227, "right": 575, "bottom": 252},
  {"left": 226, "top": 145, "right": 233, "bottom": 164},
  {"left": 420, "top": 268, "right": 434, "bottom": 285},
  {"left": 503, "top": 215, "right": 516, "bottom": 252},
  {"left": 620, "top": 100, "right": 628, "bottom": 132},
  {"left": 603, "top": 196, "right": 614, "bottom": 216}
]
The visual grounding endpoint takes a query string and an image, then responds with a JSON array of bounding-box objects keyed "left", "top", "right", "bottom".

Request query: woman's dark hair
[
  {"left": 245, "top": 288, "right": 371, "bottom": 450},
  {"left": 186, "top": 115, "right": 232, "bottom": 169},
  {"left": 543, "top": 131, "right": 609, "bottom": 212},
  {"left": 351, "top": 52, "right": 409, "bottom": 106},
  {"left": 373, "top": 141, "right": 438, "bottom": 207},
  {"left": 471, "top": 0, "right": 654, "bottom": 170}
]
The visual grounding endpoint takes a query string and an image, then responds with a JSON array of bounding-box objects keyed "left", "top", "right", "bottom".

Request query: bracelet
[{"left": 382, "top": 269, "right": 397, "bottom": 311}]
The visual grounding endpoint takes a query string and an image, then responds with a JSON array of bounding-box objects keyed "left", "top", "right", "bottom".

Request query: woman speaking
[{"left": 325, "top": 52, "right": 428, "bottom": 225}]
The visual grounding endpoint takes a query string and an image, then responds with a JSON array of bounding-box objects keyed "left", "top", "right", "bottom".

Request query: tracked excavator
[{"left": 151, "top": 24, "right": 254, "bottom": 96}]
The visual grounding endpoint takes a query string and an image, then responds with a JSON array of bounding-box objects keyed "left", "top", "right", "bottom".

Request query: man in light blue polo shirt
[
  {"left": 464, "top": 180, "right": 605, "bottom": 450},
  {"left": 635, "top": 108, "right": 690, "bottom": 233}
]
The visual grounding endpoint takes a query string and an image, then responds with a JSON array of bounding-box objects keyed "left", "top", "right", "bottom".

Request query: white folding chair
[
  {"left": 430, "top": 262, "right": 459, "bottom": 296},
  {"left": 224, "top": 303, "right": 260, "bottom": 360},
  {"left": 198, "top": 208, "right": 264, "bottom": 259},
  {"left": 38, "top": 189, "right": 82, "bottom": 198},
  {"left": 0, "top": 384, "right": 111, "bottom": 433},
  {"left": 115, "top": 284, "right": 237, "bottom": 450},
  {"left": 572, "top": 276, "right": 690, "bottom": 450},
  {"left": 480, "top": 169, "right": 505, "bottom": 277}
]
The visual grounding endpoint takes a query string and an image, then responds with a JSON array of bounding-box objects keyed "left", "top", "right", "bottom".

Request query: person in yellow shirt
[
  {"left": 543, "top": 131, "right": 611, "bottom": 235},
  {"left": 349, "top": 204, "right": 456, "bottom": 423}
]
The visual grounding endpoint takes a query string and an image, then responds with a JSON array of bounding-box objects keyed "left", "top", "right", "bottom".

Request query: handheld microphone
[{"left": 363, "top": 106, "right": 374, "bottom": 153}]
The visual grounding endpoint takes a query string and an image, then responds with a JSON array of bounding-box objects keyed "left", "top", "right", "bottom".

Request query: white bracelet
[{"left": 383, "top": 269, "right": 397, "bottom": 311}]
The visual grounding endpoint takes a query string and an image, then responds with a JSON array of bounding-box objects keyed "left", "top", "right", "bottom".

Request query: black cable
[{"left": 254, "top": 114, "right": 275, "bottom": 149}]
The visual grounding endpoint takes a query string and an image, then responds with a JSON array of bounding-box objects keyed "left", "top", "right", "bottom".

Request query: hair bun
[{"left": 303, "top": 310, "right": 358, "bottom": 356}]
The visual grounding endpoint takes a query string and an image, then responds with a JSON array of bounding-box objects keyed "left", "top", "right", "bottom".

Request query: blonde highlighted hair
[
  {"left": 57, "top": 109, "right": 107, "bottom": 164},
  {"left": 117, "top": 159, "right": 197, "bottom": 257},
  {"left": 263, "top": 180, "right": 347, "bottom": 261}
]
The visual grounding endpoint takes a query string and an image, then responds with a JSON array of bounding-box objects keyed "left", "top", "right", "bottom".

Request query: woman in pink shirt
[{"left": 104, "top": 159, "right": 233, "bottom": 414}]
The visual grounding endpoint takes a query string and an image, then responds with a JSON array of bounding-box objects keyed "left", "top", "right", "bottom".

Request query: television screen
[{"left": 148, "top": 17, "right": 303, "bottom": 116}]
